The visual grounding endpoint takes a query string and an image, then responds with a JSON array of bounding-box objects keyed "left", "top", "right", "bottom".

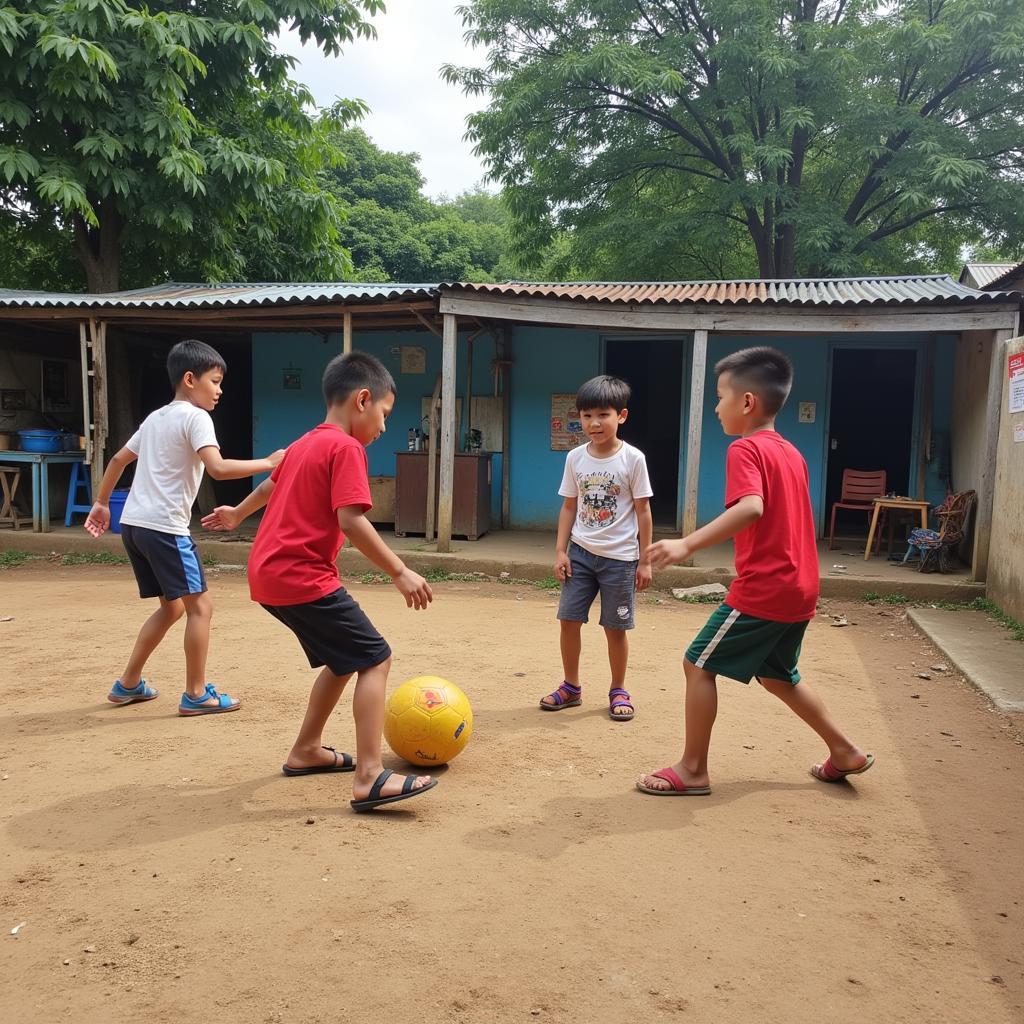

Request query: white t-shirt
[
  {"left": 119, "top": 401, "right": 219, "bottom": 536},
  {"left": 559, "top": 440, "right": 653, "bottom": 561}
]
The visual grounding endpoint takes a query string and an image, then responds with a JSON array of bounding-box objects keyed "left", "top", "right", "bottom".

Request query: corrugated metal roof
[
  {"left": 959, "top": 263, "right": 1019, "bottom": 287},
  {"left": 984, "top": 262, "right": 1024, "bottom": 291},
  {"left": 0, "top": 282, "right": 439, "bottom": 309},
  {"left": 445, "top": 275, "right": 1014, "bottom": 307},
  {"left": 0, "top": 275, "right": 1016, "bottom": 312}
]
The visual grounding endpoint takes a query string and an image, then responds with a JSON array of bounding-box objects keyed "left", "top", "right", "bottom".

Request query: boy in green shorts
[{"left": 637, "top": 347, "right": 873, "bottom": 796}]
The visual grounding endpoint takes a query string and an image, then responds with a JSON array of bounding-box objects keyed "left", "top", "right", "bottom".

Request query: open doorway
[
  {"left": 604, "top": 336, "right": 683, "bottom": 528},
  {"left": 825, "top": 347, "right": 917, "bottom": 541}
]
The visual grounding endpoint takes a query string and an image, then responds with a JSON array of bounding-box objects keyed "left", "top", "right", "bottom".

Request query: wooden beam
[
  {"left": 88, "top": 318, "right": 109, "bottom": 498},
  {"left": 79, "top": 322, "right": 92, "bottom": 467},
  {"left": 425, "top": 375, "right": 441, "bottom": 543},
  {"left": 342, "top": 311, "right": 352, "bottom": 353},
  {"left": 972, "top": 327, "right": 1015, "bottom": 581},
  {"left": 463, "top": 336, "right": 473, "bottom": 449},
  {"left": 681, "top": 329, "right": 709, "bottom": 551},
  {"left": 437, "top": 313, "right": 458, "bottom": 551},
  {"left": 500, "top": 328, "right": 512, "bottom": 529},
  {"left": 916, "top": 336, "right": 937, "bottom": 499},
  {"left": 439, "top": 293, "right": 1020, "bottom": 334},
  {"left": 412, "top": 309, "right": 443, "bottom": 338}
]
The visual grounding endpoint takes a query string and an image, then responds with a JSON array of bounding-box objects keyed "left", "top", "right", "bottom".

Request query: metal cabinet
[{"left": 395, "top": 452, "right": 492, "bottom": 540}]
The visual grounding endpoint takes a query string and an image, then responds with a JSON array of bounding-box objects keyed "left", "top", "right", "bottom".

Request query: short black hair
[
  {"left": 167, "top": 339, "right": 226, "bottom": 388},
  {"left": 714, "top": 346, "right": 793, "bottom": 415},
  {"left": 576, "top": 374, "right": 631, "bottom": 412},
  {"left": 322, "top": 351, "right": 396, "bottom": 406}
]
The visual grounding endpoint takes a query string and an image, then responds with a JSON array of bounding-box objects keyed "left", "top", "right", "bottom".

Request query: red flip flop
[{"left": 636, "top": 766, "right": 711, "bottom": 796}]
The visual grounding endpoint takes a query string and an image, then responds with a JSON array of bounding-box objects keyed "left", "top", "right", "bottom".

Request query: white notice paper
[{"left": 1011, "top": 373, "right": 1024, "bottom": 415}]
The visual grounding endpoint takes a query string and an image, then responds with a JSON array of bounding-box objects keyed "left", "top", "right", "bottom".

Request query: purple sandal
[
  {"left": 539, "top": 681, "right": 581, "bottom": 711},
  {"left": 608, "top": 688, "right": 634, "bottom": 721}
]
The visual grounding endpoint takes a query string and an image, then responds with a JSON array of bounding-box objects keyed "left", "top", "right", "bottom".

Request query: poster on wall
[
  {"left": 550, "top": 394, "right": 583, "bottom": 450},
  {"left": 1009, "top": 352, "right": 1024, "bottom": 414}
]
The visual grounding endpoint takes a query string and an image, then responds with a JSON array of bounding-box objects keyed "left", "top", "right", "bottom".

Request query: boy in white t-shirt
[
  {"left": 85, "top": 340, "right": 283, "bottom": 715},
  {"left": 539, "top": 375, "right": 653, "bottom": 721}
]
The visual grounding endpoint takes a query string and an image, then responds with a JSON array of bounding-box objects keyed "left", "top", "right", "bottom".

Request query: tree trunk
[{"left": 72, "top": 202, "right": 122, "bottom": 293}]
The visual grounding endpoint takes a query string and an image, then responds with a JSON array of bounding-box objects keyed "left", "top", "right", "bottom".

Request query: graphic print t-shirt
[{"left": 558, "top": 441, "right": 653, "bottom": 561}]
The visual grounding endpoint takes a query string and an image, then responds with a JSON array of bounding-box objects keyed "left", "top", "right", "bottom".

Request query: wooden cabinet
[{"left": 395, "top": 452, "right": 492, "bottom": 540}]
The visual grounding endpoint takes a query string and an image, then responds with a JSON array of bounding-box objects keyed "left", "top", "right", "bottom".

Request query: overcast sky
[{"left": 279, "top": 0, "right": 491, "bottom": 198}]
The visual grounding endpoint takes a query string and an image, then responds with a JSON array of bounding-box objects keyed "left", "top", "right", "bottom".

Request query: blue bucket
[
  {"left": 109, "top": 489, "right": 130, "bottom": 534},
  {"left": 18, "top": 429, "right": 63, "bottom": 453}
]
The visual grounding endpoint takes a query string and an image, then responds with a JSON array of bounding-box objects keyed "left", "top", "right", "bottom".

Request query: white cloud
[{"left": 278, "top": 0, "right": 491, "bottom": 198}]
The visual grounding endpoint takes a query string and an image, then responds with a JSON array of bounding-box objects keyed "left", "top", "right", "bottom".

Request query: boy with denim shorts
[
  {"left": 637, "top": 347, "right": 873, "bottom": 795},
  {"left": 85, "top": 339, "right": 283, "bottom": 715},
  {"left": 202, "top": 351, "right": 438, "bottom": 812},
  {"left": 539, "top": 375, "right": 653, "bottom": 721}
]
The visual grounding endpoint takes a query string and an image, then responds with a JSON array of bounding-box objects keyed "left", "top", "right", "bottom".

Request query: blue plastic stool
[{"left": 64, "top": 461, "right": 93, "bottom": 526}]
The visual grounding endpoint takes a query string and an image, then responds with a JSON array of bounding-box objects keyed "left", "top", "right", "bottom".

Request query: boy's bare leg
[
  {"left": 559, "top": 619, "right": 583, "bottom": 685},
  {"left": 180, "top": 592, "right": 215, "bottom": 701},
  {"left": 639, "top": 658, "right": 717, "bottom": 790},
  {"left": 758, "top": 677, "right": 869, "bottom": 772},
  {"left": 285, "top": 667, "right": 353, "bottom": 770},
  {"left": 119, "top": 597, "right": 184, "bottom": 687},
  {"left": 604, "top": 627, "right": 628, "bottom": 686},
  {"left": 350, "top": 657, "right": 431, "bottom": 800},
  {"left": 604, "top": 627, "right": 633, "bottom": 716}
]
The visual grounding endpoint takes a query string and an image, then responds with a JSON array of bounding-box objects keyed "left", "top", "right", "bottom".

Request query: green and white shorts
[{"left": 684, "top": 604, "right": 810, "bottom": 685}]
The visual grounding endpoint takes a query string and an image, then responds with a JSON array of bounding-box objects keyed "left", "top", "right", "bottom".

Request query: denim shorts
[{"left": 557, "top": 541, "right": 638, "bottom": 630}]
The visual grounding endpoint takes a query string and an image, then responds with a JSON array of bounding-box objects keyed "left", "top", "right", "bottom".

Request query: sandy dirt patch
[{"left": 0, "top": 561, "right": 1021, "bottom": 1024}]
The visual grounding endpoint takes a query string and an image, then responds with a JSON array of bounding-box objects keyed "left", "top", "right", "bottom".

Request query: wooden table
[
  {"left": 0, "top": 450, "right": 86, "bottom": 533},
  {"left": 864, "top": 497, "right": 929, "bottom": 560}
]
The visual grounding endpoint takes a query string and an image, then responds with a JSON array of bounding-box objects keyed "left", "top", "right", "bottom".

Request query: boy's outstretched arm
[
  {"left": 648, "top": 495, "right": 764, "bottom": 570},
  {"left": 84, "top": 446, "right": 137, "bottom": 537},
  {"left": 337, "top": 505, "right": 433, "bottom": 611},
  {"left": 198, "top": 446, "right": 285, "bottom": 481},
  {"left": 201, "top": 478, "right": 276, "bottom": 533}
]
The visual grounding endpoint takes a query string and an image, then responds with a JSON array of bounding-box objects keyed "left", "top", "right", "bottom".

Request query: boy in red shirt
[
  {"left": 637, "top": 347, "right": 873, "bottom": 796},
  {"left": 202, "top": 352, "right": 437, "bottom": 812}
]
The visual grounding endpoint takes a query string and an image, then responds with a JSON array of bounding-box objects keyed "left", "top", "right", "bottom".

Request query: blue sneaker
[
  {"left": 178, "top": 683, "right": 241, "bottom": 717},
  {"left": 108, "top": 679, "right": 159, "bottom": 705}
]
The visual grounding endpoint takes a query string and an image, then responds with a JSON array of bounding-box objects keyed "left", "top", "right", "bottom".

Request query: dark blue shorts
[
  {"left": 262, "top": 587, "right": 392, "bottom": 677},
  {"left": 120, "top": 524, "right": 207, "bottom": 601},
  {"left": 556, "top": 541, "right": 638, "bottom": 630}
]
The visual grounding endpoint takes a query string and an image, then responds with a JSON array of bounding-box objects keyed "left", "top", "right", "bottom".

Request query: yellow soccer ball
[{"left": 383, "top": 676, "right": 473, "bottom": 767}]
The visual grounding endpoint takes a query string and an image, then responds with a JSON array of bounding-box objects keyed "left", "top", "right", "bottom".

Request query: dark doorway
[
  {"left": 826, "top": 347, "right": 917, "bottom": 540},
  {"left": 604, "top": 337, "right": 683, "bottom": 527}
]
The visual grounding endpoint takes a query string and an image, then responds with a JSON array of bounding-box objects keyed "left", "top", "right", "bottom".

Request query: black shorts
[
  {"left": 262, "top": 587, "right": 392, "bottom": 677},
  {"left": 121, "top": 523, "right": 207, "bottom": 601}
]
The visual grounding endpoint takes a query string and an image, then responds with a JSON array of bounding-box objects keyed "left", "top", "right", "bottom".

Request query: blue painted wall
[
  {"left": 252, "top": 329, "right": 506, "bottom": 519},
  {"left": 252, "top": 326, "right": 956, "bottom": 534},
  {"left": 507, "top": 326, "right": 602, "bottom": 527}
]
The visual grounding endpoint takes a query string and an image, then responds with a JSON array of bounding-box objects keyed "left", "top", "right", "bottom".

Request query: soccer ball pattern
[{"left": 383, "top": 676, "right": 473, "bottom": 767}]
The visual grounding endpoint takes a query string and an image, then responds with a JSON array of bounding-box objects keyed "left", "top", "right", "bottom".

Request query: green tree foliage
[
  {"left": 327, "top": 126, "right": 516, "bottom": 282},
  {"left": 445, "top": 0, "right": 1024, "bottom": 278},
  {"left": 0, "top": 0, "right": 382, "bottom": 290}
]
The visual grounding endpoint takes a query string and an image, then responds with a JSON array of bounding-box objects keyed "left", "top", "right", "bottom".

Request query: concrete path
[{"left": 909, "top": 607, "right": 1024, "bottom": 713}]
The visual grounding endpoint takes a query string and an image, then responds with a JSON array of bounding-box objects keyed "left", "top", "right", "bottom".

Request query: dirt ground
[{"left": 0, "top": 561, "right": 1022, "bottom": 1024}]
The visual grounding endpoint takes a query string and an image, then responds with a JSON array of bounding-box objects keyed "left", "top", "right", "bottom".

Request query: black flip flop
[
  {"left": 350, "top": 768, "right": 438, "bottom": 812},
  {"left": 281, "top": 745, "right": 355, "bottom": 776}
]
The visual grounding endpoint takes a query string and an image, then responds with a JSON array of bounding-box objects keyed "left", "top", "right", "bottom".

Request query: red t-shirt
[
  {"left": 724, "top": 431, "right": 819, "bottom": 622},
  {"left": 248, "top": 424, "right": 372, "bottom": 606}
]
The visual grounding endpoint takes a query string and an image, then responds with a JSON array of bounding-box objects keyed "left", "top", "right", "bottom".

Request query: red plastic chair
[{"left": 828, "top": 469, "right": 887, "bottom": 550}]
